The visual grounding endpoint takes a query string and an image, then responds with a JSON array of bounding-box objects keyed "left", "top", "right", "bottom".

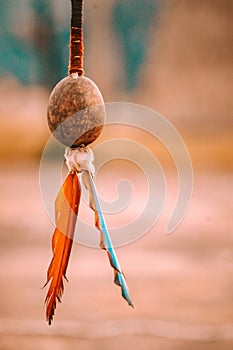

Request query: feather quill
[
  {"left": 44, "top": 171, "right": 81, "bottom": 324},
  {"left": 82, "top": 171, "right": 134, "bottom": 307}
]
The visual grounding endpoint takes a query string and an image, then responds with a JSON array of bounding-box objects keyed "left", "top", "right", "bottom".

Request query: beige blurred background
[{"left": 0, "top": 1, "right": 232, "bottom": 349}]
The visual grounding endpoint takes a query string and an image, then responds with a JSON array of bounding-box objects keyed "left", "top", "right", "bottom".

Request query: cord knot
[{"left": 65, "top": 147, "right": 95, "bottom": 175}]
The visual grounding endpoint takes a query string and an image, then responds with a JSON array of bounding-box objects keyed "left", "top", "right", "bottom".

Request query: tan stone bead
[{"left": 47, "top": 75, "right": 105, "bottom": 147}]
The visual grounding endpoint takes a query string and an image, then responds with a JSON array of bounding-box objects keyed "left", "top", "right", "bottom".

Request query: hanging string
[{"left": 69, "top": 0, "right": 84, "bottom": 76}]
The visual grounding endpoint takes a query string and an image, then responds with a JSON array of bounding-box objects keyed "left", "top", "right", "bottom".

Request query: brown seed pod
[{"left": 47, "top": 74, "right": 105, "bottom": 147}]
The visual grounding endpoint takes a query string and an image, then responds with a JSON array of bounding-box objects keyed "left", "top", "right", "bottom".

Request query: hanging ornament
[{"left": 44, "top": 0, "right": 133, "bottom": 325}]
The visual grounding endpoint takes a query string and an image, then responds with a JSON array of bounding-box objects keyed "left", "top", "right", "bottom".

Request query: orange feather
[{"left": 44, "top": 171, "right": 81, "bottom": 325}]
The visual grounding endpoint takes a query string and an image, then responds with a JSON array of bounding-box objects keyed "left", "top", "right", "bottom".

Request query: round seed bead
[{"left": 47, "top": 75, "right": 105, "bottom": 147}]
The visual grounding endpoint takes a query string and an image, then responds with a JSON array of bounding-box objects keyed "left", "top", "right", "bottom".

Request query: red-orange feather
[{"left": 45, "top": 171, "right": 81, "bottom": 325}]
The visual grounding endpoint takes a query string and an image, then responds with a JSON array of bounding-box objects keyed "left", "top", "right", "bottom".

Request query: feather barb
[{"left": 44, "top": 171, "right": 81, "bottom": 325}]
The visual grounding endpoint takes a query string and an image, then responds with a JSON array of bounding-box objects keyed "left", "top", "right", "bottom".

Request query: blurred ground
[
  {"left": 0, "top": 164, "right": 232, "bottom": 349},
  {"left": 0, "top": 1, "right": 232, "bottom": 349}
]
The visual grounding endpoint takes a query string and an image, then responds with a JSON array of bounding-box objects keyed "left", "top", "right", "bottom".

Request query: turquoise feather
[{"left": 83, "top": 171, "right": 134, "bottom": 308}]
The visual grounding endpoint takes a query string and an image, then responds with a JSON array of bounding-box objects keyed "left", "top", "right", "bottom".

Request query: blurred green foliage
[
  {"left": 113, "top": 0, "right": 157, "bottom": 90},
  {"left": 0, "top": 0, "right": 156, "bottom": 90},
  {"left": 0, "top": 0, "right": 69, "bottom": 87}
]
